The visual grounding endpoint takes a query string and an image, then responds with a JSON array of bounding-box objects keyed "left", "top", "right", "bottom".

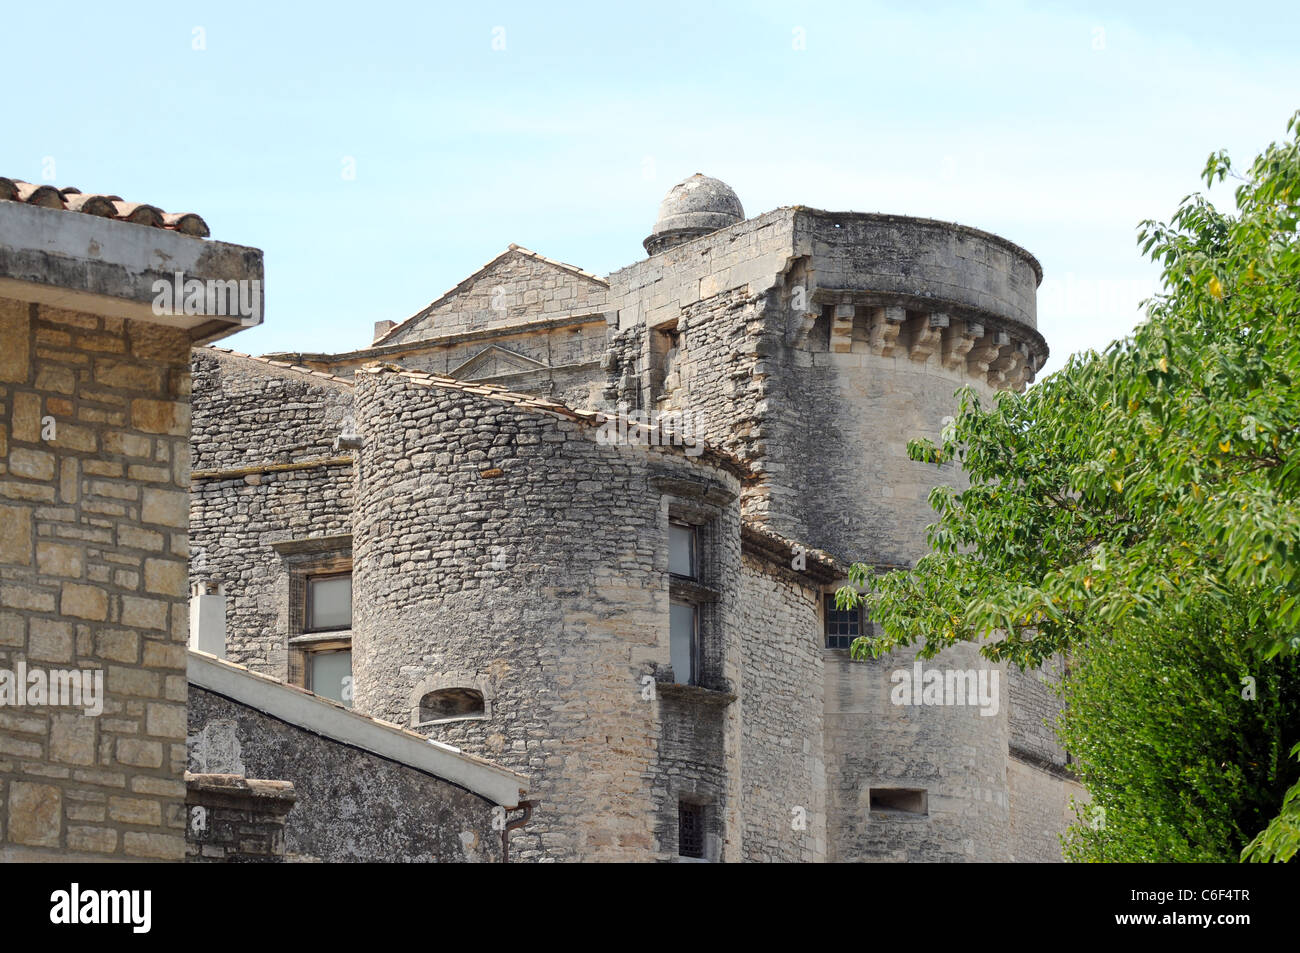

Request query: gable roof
[{"left": 373, "top": 244, "right": 608, "bottom": 347}]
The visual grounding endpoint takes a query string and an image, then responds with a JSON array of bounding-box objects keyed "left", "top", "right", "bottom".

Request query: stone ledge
[
  {"left": 185, "top": 772, "right": 297, "bottom": 813},
  {"left": 655, "top": 682, "right": 737, "bottom": 706}
]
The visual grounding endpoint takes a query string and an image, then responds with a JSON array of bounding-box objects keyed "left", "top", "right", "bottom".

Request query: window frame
[
  {"left": 677, "top": 800, "right": 707, "bottom": 859},
  {"left": 304, "top": 641, "right": 353, "bottom": 708},
  {"left": 668, "top": 520, "right": 698, "bottom": 581},
  {"left": 669, "top": 598, "right": 701, "bottom": 687},
  {"left": 304, "top": 570, "right": 353, "bottom": 634},
  {"left": 824, "top": 592, "right": 863, "bottom": 650}
]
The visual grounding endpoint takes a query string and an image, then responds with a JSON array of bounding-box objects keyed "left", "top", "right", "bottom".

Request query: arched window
[{"left": 419, "top": 687, "right": 485, "bottom": 723}]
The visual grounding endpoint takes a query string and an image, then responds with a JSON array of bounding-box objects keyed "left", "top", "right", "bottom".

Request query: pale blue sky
[{"left": 3, "top": 1, "right": 1296, "bottom": 374}]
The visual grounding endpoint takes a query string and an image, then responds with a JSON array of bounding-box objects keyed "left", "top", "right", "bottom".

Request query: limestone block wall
[
  {"left": 1008, "top": 657, "right": 1068, "bottom": 769},
  {"left": 603, "top": 287, "right": 778, "bottom": 526},
  {"left": 0, "top": 299, "right": 192, "bottom": 861},
  {"left": 382, "top": 247, "right": 609, "bottom": 344},
  {"left": 737, "top": 553, "right": 827, "bottom": 862},
  {"left": 793, "top": 211, "right": 1042, "bottom": 330},
  {"left": 607, "top": 209, "right": 797, "bottom": 332},
  {"left": 823, "top": 644, "right": 1011, "bottom": 862},
  {"left": 1008, "top": 759, "right": 1087, "bottom": 863},
  {"left": 394, "top": 323, "right": 607, "bottom": 379},
  {"left": 775, "top": 348, "right": 981, "bottom": 566},
  {"left": 350, "top": 367, "right": 745, "bottom": 861},
  {"left": 300, "top": 319, "right": 609, "bottom": 412}
]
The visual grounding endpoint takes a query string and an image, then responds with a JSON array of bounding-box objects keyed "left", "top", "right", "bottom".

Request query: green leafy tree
[
  {"left": 1058, "top": 599, "right": 1299, "bottom": 862},
  {"left": 838, "top": 112, "right": 1300, "bottom": 861}
]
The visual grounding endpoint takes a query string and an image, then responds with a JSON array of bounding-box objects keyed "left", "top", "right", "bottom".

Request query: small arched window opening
[{"left": 419, "top": 687, "right": 485, "bottom": 723}]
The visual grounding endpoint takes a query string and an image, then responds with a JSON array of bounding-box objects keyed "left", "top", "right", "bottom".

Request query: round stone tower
[
  {"left": 609, "top": 188, "right": 1052, "bottom": 861},
  {"left": 349, "top": 366, "right": 748, "bottom": 861},
  {"left": 643, "top": 173, "right": 745, "bottom": 255}
]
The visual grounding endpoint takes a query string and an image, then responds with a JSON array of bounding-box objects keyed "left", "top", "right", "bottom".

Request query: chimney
[
  {"left": 189, "top": 579, "right": 227, "bottom": 658},
  {"left": 373, "top": 320, "right": 396, "bottom": 343}
]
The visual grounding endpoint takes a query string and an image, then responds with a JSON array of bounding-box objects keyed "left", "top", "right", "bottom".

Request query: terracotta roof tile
[{"left": 0, "top": 176, "right": 210, "bottom": 238}]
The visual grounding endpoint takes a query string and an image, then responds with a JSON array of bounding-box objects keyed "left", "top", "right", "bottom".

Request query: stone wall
[
  {"left": 191, "top": 349, "right": 353, "bottom": 472},
  {"left": 823, "top": 644, "right": 1012, "bottom": 862},
  {"left": 185, "top": 772, "right": 296, "bottom": 862},
  {"left": 0, "top": 299, "right": 192, "bottom": 860},
  {"left": 188, "top": 684, "right": 501, "bottom": 862},
  {"left": 299, "top": 318, "right": 609, "bottom": 412},
  {"left": 383, "top": 247, "right": 609, "bottom": 344},
  {"left": 1008, "top": 656, "right": 1069, "bottom": 769},
  {"left": 792, "top": 211, "right": 1041, "bottom": 330},
  {"left": 350, "top": 367, "right": 745, "bottom": 861},
  {"left": 189, "top": 349, "right": 354, "bottom": 676},
  {"left": 737, "top": 552, "right": 826, "bottom": 862},
  {"left": 1008, "top": 758, "right": 1087, "bottom": 863}
]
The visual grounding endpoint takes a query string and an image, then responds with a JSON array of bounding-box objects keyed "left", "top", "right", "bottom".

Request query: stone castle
[{"left": 186, "top": 173, "right": 1081, "bottom": 862}]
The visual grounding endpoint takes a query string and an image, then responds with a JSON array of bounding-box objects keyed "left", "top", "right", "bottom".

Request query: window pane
[
  {"left": 824, "top": 594, "right": 861, "bottom": 649},
  {"left": 309, "top": 574, "right": 351, "bottom": 630},
  {"left": 310, "top": 650, "right": 352, "bottom": 708},
  {"left": 670, "top": 601, "right": 697, "bottom": 684},
  {"left": 669, "top": 523, "right": 696, "bottom": 578}
]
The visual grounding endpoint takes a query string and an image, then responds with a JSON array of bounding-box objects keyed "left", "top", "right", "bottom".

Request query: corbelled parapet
[
  {"left": 806, "top": 296, "right": 1046, "bottom": 391},
  {"left": 790, "top": 210, "right": 1048, "bottom": 392}
]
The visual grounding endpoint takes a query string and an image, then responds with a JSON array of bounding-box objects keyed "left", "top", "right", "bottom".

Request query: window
[
  {"left": 308, "top": 647, "right": 352, "bottom": 708},
  {"left": 824, "top": 593, "right": 862, "bottom": 649},
  {"left": 419, "top": 687, "right": 485, "bottom": 722},
  {"left": 669, "top": 522, "right": 696, "bottom": 579},
  {"left": 670, "top": 601, "right": 699, "bottom": 685},
  {"left": 869, "top": 788, "right": 928, "bottom": 815},
  {"left": 678, "top": 801, "right": 705, "bottom": 858},
  {"left": 306, "top": 573, "right": 351, "bottom": 632}
]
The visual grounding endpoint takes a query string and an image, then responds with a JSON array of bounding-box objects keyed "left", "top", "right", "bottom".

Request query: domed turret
[{"left": 644, "top": 173, "right": 744, "bottom": 255}]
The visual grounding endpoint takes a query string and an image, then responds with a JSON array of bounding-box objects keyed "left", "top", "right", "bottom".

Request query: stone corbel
[
  {"left": 966, "top": 327, "right": 1005, "bottom": 377},
  {"left": 907, "top": 311, "right": 947, "bottom": 363},
  {"left": 941, "top": 317, "right": 978, "bottom": 371},
  {"left": 987, "top": 337, "right": 1026, "bottom": 390},
  {"left": 869, "top": 305, "right": 906, "bottom": 357},
  {"left": 831, "top": 295, "right": 855, "bottom": 353},
  {"left": 994, "top": 341, "right": 1032, "bottom": 391}
]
